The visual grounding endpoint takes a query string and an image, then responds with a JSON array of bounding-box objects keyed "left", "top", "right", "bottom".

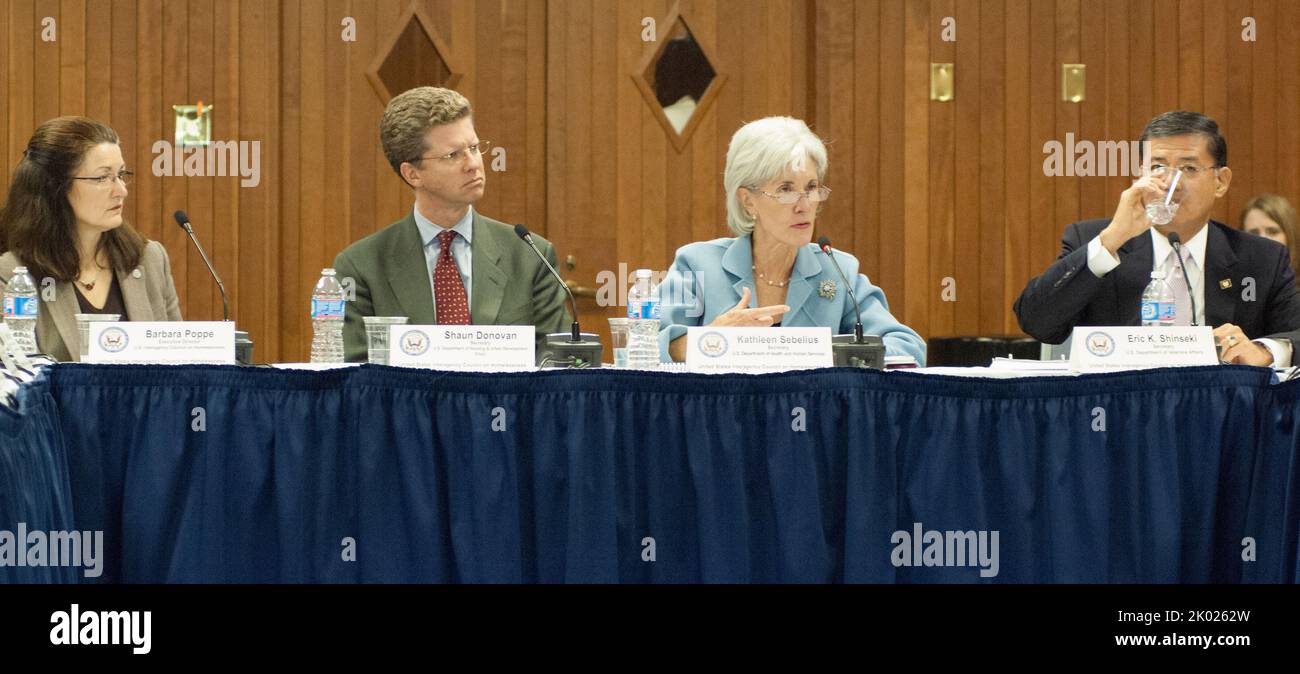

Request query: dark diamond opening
[
  {"left": 377, "top": 16, "right": 452, "bottom": 97},
  {"left": 643, "top": 18, "right": 717, "bottom": 135}
]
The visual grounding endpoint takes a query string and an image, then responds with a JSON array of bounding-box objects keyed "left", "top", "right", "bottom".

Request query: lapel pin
[
  {"left": 818, "top": 279, "right": 837, "bottom": 300},
  {"left": 1219, "top": 278, "right": 1231, "bottom": 290},
  {"left": 132, "top": 269, "right": 143, "bottom": 279}
]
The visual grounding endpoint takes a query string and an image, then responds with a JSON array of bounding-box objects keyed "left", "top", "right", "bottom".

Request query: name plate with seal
[
  {"left": 388, "top": 325, "right": 536, "bottom": 370},
  {"left": 1070, "top": 325, "right": 1218, "bottom": 372},
  {"left": 86, "top": 322, "right": 236, "bottom": 364},
  {"left": 685, "top": 326, "right": 833, "bottom": 373}
]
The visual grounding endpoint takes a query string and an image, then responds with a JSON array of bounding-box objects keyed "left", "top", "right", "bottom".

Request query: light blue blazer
[{"left": 657, "top": 235, "right": 927, "bottom": 365}]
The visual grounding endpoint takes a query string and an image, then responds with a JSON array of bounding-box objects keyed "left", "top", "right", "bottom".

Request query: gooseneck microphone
[
  {"left": 513, "top": 224, "right": 602, "bottom": 368},
  {"left": 515, "top": 224, "right": 581, "bottom": 342},
  {"left": 818, "top": 236, "right": 864, "bottom": 343},
  {"left": 174, "top": 210, "right": 253, "bottom": 364},
  {"left": 1166, "top": 232, "right": 1198, "bottom": 327},
  {"left": 816, "top": 236, "right": 884, "bottom": 368},
  {"left": 174, "top": 210, "right": 229, "bottom": 322}
]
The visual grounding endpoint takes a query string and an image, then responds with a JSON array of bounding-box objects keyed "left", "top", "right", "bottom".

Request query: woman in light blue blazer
[{"left": 658, "top": 116, "right": 926, "bottom": 364}]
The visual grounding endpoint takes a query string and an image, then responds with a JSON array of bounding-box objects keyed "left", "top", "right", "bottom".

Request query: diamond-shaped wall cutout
[
  {"left": 366, "top": 2, "right": 463, "bottom": 103},
  {"left": 632, "top": 8, "right": 727, "bottom": 153}
]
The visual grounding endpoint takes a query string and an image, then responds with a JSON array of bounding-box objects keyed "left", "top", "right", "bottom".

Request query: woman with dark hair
[{"left": 0, "top": 116, "right": 180, "bottom": 361}]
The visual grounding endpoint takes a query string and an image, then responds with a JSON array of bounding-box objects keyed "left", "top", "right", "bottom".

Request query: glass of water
[
  {"left": 1144, "top": 167, "right": 1182, "bottom": 225},
  {"left": 362, "top": 316, "right": 409, "bottom": 364},
  {"left": 75, "top": 313, "right": 122, "bottom": 360}
]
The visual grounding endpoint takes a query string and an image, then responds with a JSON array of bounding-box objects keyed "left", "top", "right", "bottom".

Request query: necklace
[
  {"left": 752, "top": 265, "right": 788, "bottom": 288},
  {"left": 78, "top": 266, "right": 106, "bottom": 292}
]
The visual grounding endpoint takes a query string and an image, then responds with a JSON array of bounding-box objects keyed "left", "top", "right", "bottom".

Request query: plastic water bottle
[
  {"left": 625, "top": 269, "right": 660, "bottom": 369},
  {"left": 310, "top": 268, "right": 345, "bottom": 363},
  {"left": 2, "top": 266, "right": 39, "bottom": 354},
  {"left": 1140, "top": 270, "right": 1177, "bottom": 327}
]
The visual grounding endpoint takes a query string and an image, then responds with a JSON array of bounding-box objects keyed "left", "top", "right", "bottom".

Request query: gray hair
[{"left": 723, "top": 117, "right": 829, "bottom": 236}]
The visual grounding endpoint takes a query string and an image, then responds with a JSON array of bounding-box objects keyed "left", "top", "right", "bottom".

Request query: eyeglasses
[
  {"left": 747, "top": 185, "right": 831, "bottom": 205},
  {"left": 1146, "top": 164, "right": 1218, "bottom": 179},
  {"left": 71, "top": 170, "right": 133, "bottom": 187},
  {"left": 410, "top": 141, "right": 492, "bottom": 166}
]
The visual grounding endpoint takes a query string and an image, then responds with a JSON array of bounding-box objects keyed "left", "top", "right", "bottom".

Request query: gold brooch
[{"left": 818, "top": 279, "right": 837, "bottom": 300}]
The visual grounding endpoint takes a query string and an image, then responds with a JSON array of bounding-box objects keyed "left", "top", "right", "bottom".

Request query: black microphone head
[
  {"left": 817, "top": 236, "right": 831, "bottom": 251},
  {"left": 513, "top": 224, "right": 531, "bottom": 240},
  {"left": 173, "top": 210, "right": 189, "bottom": 228},
  {"left": 1166, "top": 231, "right": 1181, "bottom": 246}
]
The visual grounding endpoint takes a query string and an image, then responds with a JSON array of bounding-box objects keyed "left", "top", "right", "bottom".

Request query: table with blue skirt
[{"left": 1, "top": 363, "right": 1297, "bottom": 583}]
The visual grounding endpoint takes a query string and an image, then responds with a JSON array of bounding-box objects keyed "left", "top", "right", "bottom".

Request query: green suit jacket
[{"left": 332, "top": 210, "right": 571, "bottom": 362}]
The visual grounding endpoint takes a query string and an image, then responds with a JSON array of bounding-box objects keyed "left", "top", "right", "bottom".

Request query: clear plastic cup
[
  {"left": 363, "top": 316, "right": 409, "bottom": 364},
  {"left": 75, "top": 313, "right": 122, "bottom": 360},
  {"left": 608, "top": 317, "right": 630, "bottom": 367}
]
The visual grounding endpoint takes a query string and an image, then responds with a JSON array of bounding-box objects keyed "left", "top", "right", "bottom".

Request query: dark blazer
[
  {"left": 1014, "top": 219, "right": 1300, "bottom": 344},
  {"left": 332, "top": 210, "right": 571, "bottom": 362},
  {"left": 0, "top": 241, "right": 183, "bottom": 361}
]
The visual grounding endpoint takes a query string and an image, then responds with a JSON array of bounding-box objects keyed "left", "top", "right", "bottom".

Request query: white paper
[
  {"left": 685, "top": 326, "right": 833, "bottom": 373},
  {"left": 85, "top": 322, "right": 235, "bottom": 365},
  {"left": 387, "top": 325, "right": 536, "bottom": 371},
  {"left": 1069, "top": 325, "right": 1218, "bottom": 372}
]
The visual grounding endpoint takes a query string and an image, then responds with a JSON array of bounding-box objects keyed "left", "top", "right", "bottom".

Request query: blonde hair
[
  {"left": 723, "top": 117, "right": 828, "bottom": 236},
  {"left": 379, "top": 87, "right": 473, "bottom": 180},
  {"left": 1240, "top": 193, "right": 1300, "bottom": 278}
]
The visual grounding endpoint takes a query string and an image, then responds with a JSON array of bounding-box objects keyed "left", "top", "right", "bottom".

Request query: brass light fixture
[
  {"left": 930, "top": 63, "right": 954, "bottom": 102},
  {"left": 173, "top": 102, "right": 213, "bottom": 147},
  {"left": 1062, "top": 64, "right": 1086, "bottom": 103}
]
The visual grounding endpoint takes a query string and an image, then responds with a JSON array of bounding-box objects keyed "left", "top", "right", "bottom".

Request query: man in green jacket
[{"left": 334, "top": 86, "right": 569, "bottom": 362}]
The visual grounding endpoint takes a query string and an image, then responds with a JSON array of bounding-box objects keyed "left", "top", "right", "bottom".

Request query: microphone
[
  {"left": 514, "top": 224, "right": 602, "bottom": 367},
  {"left": 174, "top": 210, "right": 253, "bottom": 364},
  {"left": 515, "top": 224, "right": 580, "bottom": 341},
  {"left": 1166, "top": 232, "right": 1198, "bottom": 326},
  {"left": 174, "top": 210, "right": 228, "bottom": 322},
  {"left": 818, "top": 236, "right": 863, "bottom": 343},
  {"left": 817, "top": 236, "right": 884, "bottom": 369}
]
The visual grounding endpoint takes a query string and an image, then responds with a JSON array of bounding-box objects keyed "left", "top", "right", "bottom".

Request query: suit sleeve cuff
[
  {"left": 1086, "top": 235, "right": 1121, "bottom": 278},
  {"left": 1256, "top": 338, "right": 1293, "bottom": 368}
]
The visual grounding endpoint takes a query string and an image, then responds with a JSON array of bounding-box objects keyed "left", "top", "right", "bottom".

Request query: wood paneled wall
[
  {"left": 811, "top": 0, "right": 1298, "bottom": 338},
  {"left": 2, "top": 0, "right": 282, "bottom": 356},
  {"left": 545, "top": 0, "right": 809, "bottom": 337},
  {"left": 2, "top": 0, "right": 1297, "bottom": 360},
  {"left": 276, "top": 0, "right": 546, "bottom": 360}
]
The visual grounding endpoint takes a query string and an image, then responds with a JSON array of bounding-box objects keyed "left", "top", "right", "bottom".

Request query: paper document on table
[{"left": 989, "top": 357, "right": 1072, "bottom": 372}]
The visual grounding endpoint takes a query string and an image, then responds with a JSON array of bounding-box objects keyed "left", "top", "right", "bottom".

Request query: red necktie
[{"left": 434, "top": 230, "right": 470, "bottom": 325}]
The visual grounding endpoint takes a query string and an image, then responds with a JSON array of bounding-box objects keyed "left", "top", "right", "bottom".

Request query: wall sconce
[
  {"left": 930, "top": 63, "right": 954, "bottom": 102},
  {"left": 173, "top": 102, "right": 213, "bottom": 147},
  {"left": 1061, "top": 64, "right": 1085, "bottom": 103}
]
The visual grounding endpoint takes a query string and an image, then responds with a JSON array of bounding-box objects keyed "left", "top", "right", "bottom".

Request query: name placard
[
  {"left": 388, "top": 325, "right": 536, "bottom": 370},
  {"left": 1069, "top": 325, "right": 1218, "bottom": 372},
  {"left": 685, "top": 327, "right": 833, "bottom": 373},
  {"left": 86, "top": 322, "right": 236, "bottom": 364}
]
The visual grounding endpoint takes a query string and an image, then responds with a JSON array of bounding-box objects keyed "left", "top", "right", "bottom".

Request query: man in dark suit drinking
[{"left": 1015, "top": 111, "right": 1300, "bottom": 366}]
